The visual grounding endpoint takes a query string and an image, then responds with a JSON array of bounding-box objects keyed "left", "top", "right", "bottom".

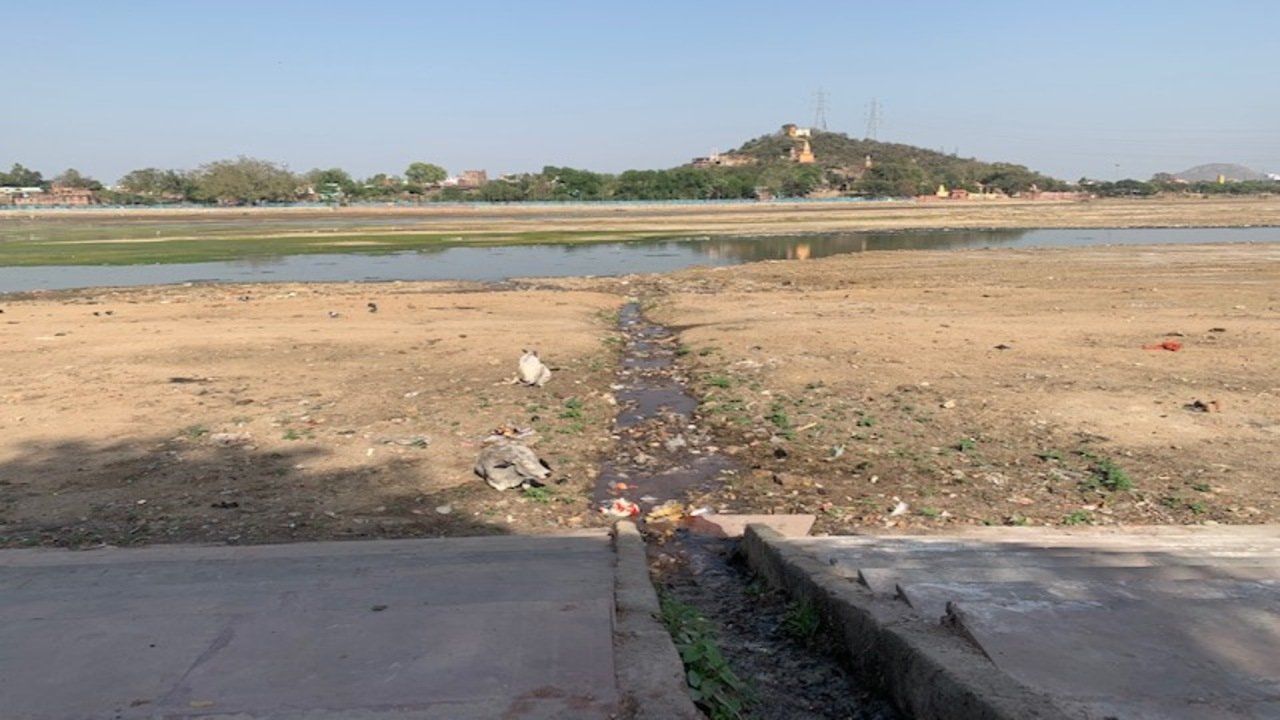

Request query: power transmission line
[
  {"left": 813, "top": 89, "right": 828, "bottom": 131},
  {"left": 865, "top": 98, "right": 882, "bottom": 140}
]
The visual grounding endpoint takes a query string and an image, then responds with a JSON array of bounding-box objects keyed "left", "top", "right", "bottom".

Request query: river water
[{"left": 2, "top": 226, "right": 1277, "bottom": 293}]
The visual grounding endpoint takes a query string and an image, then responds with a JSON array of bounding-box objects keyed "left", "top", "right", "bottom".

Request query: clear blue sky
[{"left": 5, "top": 0, "right": 1277, "bottom": 184}]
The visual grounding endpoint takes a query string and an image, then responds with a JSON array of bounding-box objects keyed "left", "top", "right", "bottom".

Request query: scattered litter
[
  {"left": 474, "top": 439, "right": 552, "bottom": 490},
  {"left": 210, "top": 500, "right": 239, "bottom": 509},
  {"left": 888, "top": 499, "right": 909, "bottom": 517},
  {"left": 644, "top": 500, "right": 685, "bottom": 525},
  {"left": 435, "top": 504, "right": 453, "bottom": 515},
  {"left": 1209, "top": 327, "right": 1226, "bottom": 333},
  {"left": 601, "top": 498, "right": 641, "bottom": 518},
  {"left": 827, "top": 444, "right": 846, "bottom": 461},
  {"left": 379, "top": 436, "right": 431, "bottom": 448},
  {"left": 168, "top": 376, "right": 213, "bottom": 384},
  {"left": 1185, "top": 399, "right": 1221, "bottom": 413},
  {"left": 208, "top": 432, "right": 252, "bottom": 447},
  {"left": 517, "top": 349, "right": 552, "bottom": 387},
  {"left": 367, "top": 302, "right": 378, "bottom": 313},
  {"left": 994, "top": 343, "right": 1012, "bottom": 350},
  {"left": 1143, "top": 340, "right": 1183, "bottom": 351},
  {"left": 488, "top": 425, "right": 536, "bottom": 440}
]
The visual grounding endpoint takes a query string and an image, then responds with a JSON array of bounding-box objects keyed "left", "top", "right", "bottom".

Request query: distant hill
[
  {"left": 722, "top": 126, "right": 1067, "bottom": 193},
  {"left": 1171, "top": 163, "right": 1265, "bottom": 182}
]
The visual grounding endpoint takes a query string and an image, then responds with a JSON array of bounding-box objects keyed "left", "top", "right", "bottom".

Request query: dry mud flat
[
  {"left": 1, "top": 241, "right": 1279, "bottom": 547},
  {"left": 8, "top": 195, "right": 1280, "bottom": 237}
]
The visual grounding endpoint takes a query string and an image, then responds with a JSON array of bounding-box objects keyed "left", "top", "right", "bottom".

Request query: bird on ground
[
  {"left": 517, "top": 349, "right": 552, "bottom": 387},
  {"left": 474, "top": 438, "right": 552, "bottom": 490}
]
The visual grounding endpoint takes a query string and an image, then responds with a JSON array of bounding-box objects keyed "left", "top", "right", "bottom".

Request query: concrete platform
[
  {"left": 742, "top": 524, "right": 1280, "bottom": 720},
  {"left": 0, "top": 528, "right": 699, "bottom": 720}
]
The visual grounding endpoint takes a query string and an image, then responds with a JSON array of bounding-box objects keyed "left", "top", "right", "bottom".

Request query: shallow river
[{"left": 2, "top": 226, "right": 1278, "bottom": 293}]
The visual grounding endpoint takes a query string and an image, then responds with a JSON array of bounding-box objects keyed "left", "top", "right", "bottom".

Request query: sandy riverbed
[{"left": 2, "top": 199, "right": 1278, "bottom": 546}]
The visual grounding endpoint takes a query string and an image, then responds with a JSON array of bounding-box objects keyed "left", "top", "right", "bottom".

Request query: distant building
[
  {"left": 0, "top": 186, "right": 44, "bottom": 205},
  {"left": 691, "top": 153, "right": 757, "bottom": 169},
  {"left": 6, "top": 185, "right": 97, "bottom": 206},
  {"left": 458, "top": 170, "right": 488, "bottom": 187},
  {"left": 440, "top": 170, "right": 488, "bottom": 188},
  {"left": 783, "top": 124, "right": 816, "bottom": 164}
]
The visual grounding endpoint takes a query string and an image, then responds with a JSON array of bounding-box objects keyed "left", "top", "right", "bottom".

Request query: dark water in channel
[{"left": 2, "top": 226, "right": 1277, "bottom": 293}]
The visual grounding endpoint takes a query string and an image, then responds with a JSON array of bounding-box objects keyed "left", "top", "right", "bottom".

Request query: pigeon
[
  {"left": 474, "top": 439, "right": 552, "bottom": 490},
  {"left": 517, "top": 349, "right": 552, "bottom": 387}
]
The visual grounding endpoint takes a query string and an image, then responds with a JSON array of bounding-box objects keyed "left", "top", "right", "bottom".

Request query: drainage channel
[{"left": 599, "top": 299, "right": 900, "bottom": 720}]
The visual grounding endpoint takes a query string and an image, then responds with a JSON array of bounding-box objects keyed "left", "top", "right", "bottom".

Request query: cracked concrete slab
[{"left": 0, "top": 531, "right": 696, "bottom": 720}]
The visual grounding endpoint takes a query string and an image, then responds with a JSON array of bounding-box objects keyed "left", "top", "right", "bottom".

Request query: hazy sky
[{"left": 5, "top": 1, "right": 1277, "bottom": 184}]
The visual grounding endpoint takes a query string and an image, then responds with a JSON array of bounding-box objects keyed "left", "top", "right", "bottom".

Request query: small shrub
[
  {"left": 659, "top": 594, "right": 751, "bottom": 720},
  {"left": 767, "top": 403, "right": 794, "bottom": 437},
  {"left": 522, "top": 486, "right": 553, "bottom": 503},
  {"left": 559, "top": 397, "right": 584, "bottom": 419},
  {"left": 1063, "top": 510, "right": 1092, "bottom": 526},
  {"left": 1086, "top": 457, "right": 1134, "bottom": 491},
  {"left": 781, "top": 600, "right": 821, "bottom": 646}
]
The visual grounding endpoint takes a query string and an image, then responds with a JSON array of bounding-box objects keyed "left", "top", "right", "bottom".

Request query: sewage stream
[{"left": 598, "top": 301, "right": 900, "bottom": 719}]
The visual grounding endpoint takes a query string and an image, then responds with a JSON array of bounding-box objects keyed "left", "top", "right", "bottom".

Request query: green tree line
[{"left": 5, "top": 130, "right": 1277, "bottom": 205}]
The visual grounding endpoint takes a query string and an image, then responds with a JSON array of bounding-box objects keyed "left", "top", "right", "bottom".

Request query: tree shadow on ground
[{"left": 0, "top": 434, "right": 508, "bottom": 549}]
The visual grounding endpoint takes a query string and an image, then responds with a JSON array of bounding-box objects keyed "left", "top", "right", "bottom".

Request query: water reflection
[
  {"left": 699, "top": 229, "right": 1031, "bottom": 262},
  {"left": 1, "top": 227, "right": 1276, "bottom": 293}
]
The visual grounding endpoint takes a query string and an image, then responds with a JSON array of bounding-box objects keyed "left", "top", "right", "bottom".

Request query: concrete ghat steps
[
  {"left": 742, "top": 524, "right": 1280, "bottom": 720},
  {"left": 945, "top": 587, "right": 1280, "bottom": 720},
  {"left": 896, "top": 576, "right": 1280, "bottom": 623},
  {"left": 856, "top": 563, "right": 1280, "bottom": 598}
]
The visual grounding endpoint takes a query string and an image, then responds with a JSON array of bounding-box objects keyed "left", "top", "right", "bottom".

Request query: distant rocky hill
[
  {"left": 1170, "top": 163, "right": 1265, "bottom": 182},
  {"left": 723, "top": 126, "right": 1066, "bottom": 192}
]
